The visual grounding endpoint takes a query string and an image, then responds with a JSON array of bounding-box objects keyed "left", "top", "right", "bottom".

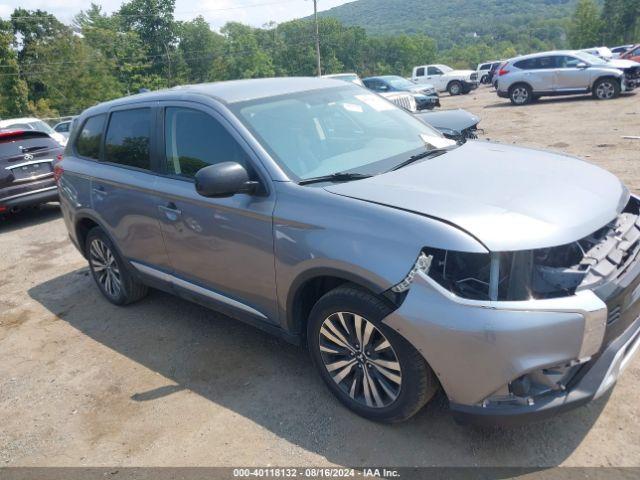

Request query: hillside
[{"left": 318, "top": 0, "right": 579, "bottom": 49}]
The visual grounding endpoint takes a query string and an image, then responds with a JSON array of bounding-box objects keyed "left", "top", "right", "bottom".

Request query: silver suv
[
  {"left": 496, "top": 50, "right": 637, "bottom": 105},
  {"left": 57, "top": 78, "right": 640, "bottom": 425}
]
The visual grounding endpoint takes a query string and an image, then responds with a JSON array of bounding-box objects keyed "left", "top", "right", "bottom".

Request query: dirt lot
[{"left": 1, "top": 87, "right": 639, "bottom": 468}]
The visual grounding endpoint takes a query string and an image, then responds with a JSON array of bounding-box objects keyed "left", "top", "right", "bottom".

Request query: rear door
[
  {"left": 90, "top": 105, "right": 171, "bottom": 271},
  {"left": 515, "top": 56, "right": 556, "bottom": 92},
  {"left": 553, "top": 55, "right": 590, "bottom": 91},
  {"left": 152, "top": 102, "right": 278, "bottom": 323}
]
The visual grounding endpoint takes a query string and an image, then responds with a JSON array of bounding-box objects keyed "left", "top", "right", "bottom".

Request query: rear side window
[
  {"left": 76, "top": 115, "right": 106, "bottom": 160},
  {"left": 514, "top": 57, "right": 556, "bottom": 70},
  {"left": 104, "top": 108, "right": 151, "bottom": 170},
  {"left": 164, "top": 107, "right": 251, "bottom": 179}
]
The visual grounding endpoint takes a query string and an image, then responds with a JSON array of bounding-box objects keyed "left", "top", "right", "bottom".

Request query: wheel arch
[
  {"left": 75, "top": 214, "right": 102, "bottom": 258},
  {"left": 285, "top": 267, "right": 394, "bottom": 343},
  {"left": 508, "top": 81, "right": 533, "bottom": 94}
]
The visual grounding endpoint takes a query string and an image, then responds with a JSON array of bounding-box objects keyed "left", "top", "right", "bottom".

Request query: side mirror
[
  {"left": 195, "top": 162, "right": 257, "bottom": 198},
  {"left": 576, "top": 62, "right": 589, "bottom": 69}
]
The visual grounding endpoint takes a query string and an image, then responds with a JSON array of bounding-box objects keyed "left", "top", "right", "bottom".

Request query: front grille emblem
[{"left": 23, "top": 153, "right": 34, "bottom": 161}]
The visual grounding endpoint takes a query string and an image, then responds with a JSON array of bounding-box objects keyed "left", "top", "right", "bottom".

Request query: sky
[{"left": 0, "top": 0, "right": 354, "bottom": 30}]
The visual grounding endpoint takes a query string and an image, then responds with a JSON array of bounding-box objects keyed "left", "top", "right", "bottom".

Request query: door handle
[
  {"left": 92, "top": 185, "right": 107, "bottom": 196},
  {"left": 158, "top": 202, "right": 182, "bottom": 221}
]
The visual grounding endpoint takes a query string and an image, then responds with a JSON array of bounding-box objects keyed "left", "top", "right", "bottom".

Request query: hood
[
  {"left": 607, "top": 58, "right": 640, "bottom": 69},
  {"left": 414, "top": 109, "right": 479, "bottom": 132},
  {"left": 408, "top": 84, "right": 435, "bottom": 93},
  {"left": 324, "top": 141, "right": 628, "bottom": 252}
]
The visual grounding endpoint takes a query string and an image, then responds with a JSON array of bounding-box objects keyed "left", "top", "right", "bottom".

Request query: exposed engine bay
[
  {"left": 622, "top": 65, "right": 640, "bottom": 90},
  {"left": 424, "top": 197, "right": 640, "bottom": 301}
]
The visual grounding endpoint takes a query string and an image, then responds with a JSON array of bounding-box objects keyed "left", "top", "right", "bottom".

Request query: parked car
[
  {"left": 0, "top": 117, "right": 67, "bottom": 146},
  {"left": 58, "top": 77, "right": 640, "bottom": 425},
  {"left": 411, "top": 64, "right": 478, "bottom": 95},
  {"left": 53, "top": 119, "right": 75, "bottom": 138},
  {"left": 324, "top": 73, "right": 418, "bottom": 112},
  {"left": 362, "top": 75, "right": 440, "bottom": 110},
  {"left": 621, "top": 44, "right": 640, "bottom": 63},
  {"left": 496, "top": 50, "right": 638, "bottom": 105},
  {"left": 476, "top": 61, "right": 501, "bottom": 84},
  {"left": 611, "top": 44, "right": 634, "bottom": 58},
  {"left": 581, "top": 46, "right": 614, "bottom": 60},
  {"left": 0, "top": 130, "right": 62, "bottom": 214},
  {"left": 491, "top": 61, "right": 508, "bottom": 89},
  {"left": 414, "top": 109, "right": 481, "bottom": 142}
]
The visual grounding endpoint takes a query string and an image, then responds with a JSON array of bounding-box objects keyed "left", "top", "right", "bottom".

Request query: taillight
[
  {"left": 498, "top": 68, "right": 509, "bottom": 76},
  {"left": 53, "top": 154, "right": 64, "bottom": 182}
]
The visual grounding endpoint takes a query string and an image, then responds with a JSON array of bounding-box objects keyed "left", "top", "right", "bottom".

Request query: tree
[
  {"left": 178, "top": 16, "right": 224, "bottom": 83},
  {"left": 0, "top": 20, "right": 29, "bottom": 117},
  {"left": 215, "top": 22, "right": 275, "bottom": 80},
  {"left": 569, "top": 0, "right": 602, "bottom": 49},
  {"left": 601, "top": 0, "right": 640, "bottom": 44}
]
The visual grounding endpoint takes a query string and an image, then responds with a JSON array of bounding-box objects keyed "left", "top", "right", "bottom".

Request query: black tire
[
  {"left": 481, "top": 75, "right": 489, "bottom": 84},
  {"left": 85, "top": 226, "right": 148, "bottom": 306},
  {"left": 307, "top": 284, "right": 438, "bottom": 423},
  {"left": 509, "top": 83, "right": 533, "bottom": 105},
  {"left": 592, "top": 77, "right": 620, "bottom": 100},
  {"left": 447, "top": 80, "right": 463, "bottom": 96}
]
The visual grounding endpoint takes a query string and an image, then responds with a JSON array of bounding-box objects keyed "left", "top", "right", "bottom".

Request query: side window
[
  {"left": 480, "top": 63, "right": 489, "bottom": 70},
  {"left": 75, "top": 114, "right": 106, "bottom": 160},
  {"left": 537, "top": 56, "right": 555, "bottom": 69},
  {"left": 415, "top": 67, "right": 425, "bottom": 77},
  {"left": 558, "top": 56, "right": 581, "bottom": 68},
  {"left": 104, "top": 108, "right": 151, "bottom": 170},
  {"left": 366, "top": 80, "right": 382, "bottom": 91},
  {"left": 164, "top": 107, "right": 251, "bottom": 178},
  {"left": 427, "top": 66, "right": 442, "bottom": 75}
]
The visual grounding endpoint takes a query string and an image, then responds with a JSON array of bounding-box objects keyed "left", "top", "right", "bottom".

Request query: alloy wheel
[
  {"left": 450, "top": 83, "right": 461, "bottom": 95},
  {"left": 512, "top": 87, "right": 529, "bottom": 104},
  {"left": 318, "top": 311, "right": 402, "bottom": 408},
  {"left": 596, "top": 81, "right": 615, "bottom": 99},
  {"left": 89, "top": 238, "right": 122, "bottom": 299}
]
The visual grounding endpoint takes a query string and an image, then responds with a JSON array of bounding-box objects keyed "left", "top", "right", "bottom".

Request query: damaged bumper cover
[{"left": 383, "top": 200, "right": 640, "bottom": 425}]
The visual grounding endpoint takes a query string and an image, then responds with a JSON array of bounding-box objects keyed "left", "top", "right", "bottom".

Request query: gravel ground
[{"left": 0, "top": 86, "right": 639, "bottom": 468}]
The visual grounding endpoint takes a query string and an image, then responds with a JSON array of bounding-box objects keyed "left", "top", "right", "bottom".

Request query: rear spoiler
[{"left": 0, "top": 130, "right": 51, "bottom": 141}]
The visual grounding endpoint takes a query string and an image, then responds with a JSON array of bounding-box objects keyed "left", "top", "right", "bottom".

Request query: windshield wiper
[
  {"left": 298, "top": 172, "right": 372, "bottom": 185},
  {"left": 388, "top": 148, "right": 451, "bottom": 172}
]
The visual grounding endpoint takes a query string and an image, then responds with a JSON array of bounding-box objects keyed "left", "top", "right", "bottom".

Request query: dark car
[
  {"left": 362, "top": 75, "right": 440, "bottom": 110},
  {"left": 414, "top": 109, "right": 481, "bottom": 143},
  {"left": 0, "top": 130, "right": 63, "bottom": 214}
]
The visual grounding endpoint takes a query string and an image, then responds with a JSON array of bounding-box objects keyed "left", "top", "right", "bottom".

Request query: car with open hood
[{"left": 57, "top": 77, "right": 640, "bottom": 425}]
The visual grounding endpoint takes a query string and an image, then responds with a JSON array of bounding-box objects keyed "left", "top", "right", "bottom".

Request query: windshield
[
  {"left": 386, "top": 77, "right": 417, "bottom": 89},
  {"left": 439, "top": 65, "right": 453, "bottom": 73},
  {"left": 574, "top": 51, "right": 608, "bottom": 65},
  {"left": 233, "top": 86, "right": 455, "bottom": 180}
]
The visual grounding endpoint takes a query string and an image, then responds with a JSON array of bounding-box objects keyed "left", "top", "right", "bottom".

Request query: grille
[{"left": 388, "top": 95, "right": 416, "bottom": 112}]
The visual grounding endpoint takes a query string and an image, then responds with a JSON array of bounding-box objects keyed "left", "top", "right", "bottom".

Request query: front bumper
[
  {"left": 416, "top": 95, "right": 441, "bottom": 110},
  {"left": 383, "top": 262, "right": 640, "bottom": 425}
]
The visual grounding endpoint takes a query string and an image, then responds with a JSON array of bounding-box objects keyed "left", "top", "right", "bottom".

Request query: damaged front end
[
  {"left": 419, "top": 196, "right": 640, "bottom": 303},
  {"left": 383, "top": 196, "right": 640, "bottom": 422},
  {"left": 621, "top": 65, "right": 640, "bottom": 91}
]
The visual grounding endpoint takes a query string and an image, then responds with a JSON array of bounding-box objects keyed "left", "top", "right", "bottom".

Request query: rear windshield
[{"left": 0, "top": 132, "right": 59, "bottom": 159}]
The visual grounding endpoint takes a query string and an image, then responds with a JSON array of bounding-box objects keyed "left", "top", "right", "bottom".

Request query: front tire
[
  {"left": 86, "top": 227, "right": 148, "bottom": 306},
  {"left": 447, "top": 80, "right": 462, "bottom": 96},
  {"left": 307, "top": 285, "right": 438, "bottom": 423},
  {"left": 593, "top": 77, "right": 620, "bottom": 100},
  {"left": 509, "top": 83, "right": 533, "bottom": 105}
]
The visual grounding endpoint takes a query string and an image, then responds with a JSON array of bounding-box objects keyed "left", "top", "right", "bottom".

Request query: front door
[
  {"left": 553, "top": 55, "right": 591, "bottom": 91},
  {"left": 154, "top": 103, "right": 278, "bottom": 323}
]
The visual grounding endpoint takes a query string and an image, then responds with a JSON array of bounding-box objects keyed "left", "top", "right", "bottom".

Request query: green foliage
[
  {"left": 601, "top": 0, "right": 640, "bottom": 44},
  {"left": 569, "top": 0, "right": 603, "bottom": 48},
  {"left": 0, "top": 20, "right": 29, "bottom": 116}
]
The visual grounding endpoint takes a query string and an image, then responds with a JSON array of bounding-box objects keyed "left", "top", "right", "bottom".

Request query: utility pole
[{"left": 313, "top": 0, "right": 321, "bottom": 77}]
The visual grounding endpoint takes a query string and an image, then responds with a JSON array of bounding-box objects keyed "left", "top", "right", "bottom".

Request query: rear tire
[
  {"left": 447, "top": 80, "right": 463, "bottom": 96},
  {"left": 86, "top": 227, "right": 148, "bottom": 306},
  {"left": 481, "top": 74, "right": 489, "bottom": 84},
  {"left": 509, "top": 83, "right": 533, "bottom": 105},
  {"left": 592, "top": 77, "right": 620, "bottom": 100},
  {"left": 307, "top": 284, "right": 438, "bottom": 423}
]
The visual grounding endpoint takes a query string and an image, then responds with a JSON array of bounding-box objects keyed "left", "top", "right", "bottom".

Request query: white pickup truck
[{"left": 411, "top": 64, "right": 479, "bottom": 95}]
